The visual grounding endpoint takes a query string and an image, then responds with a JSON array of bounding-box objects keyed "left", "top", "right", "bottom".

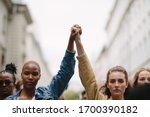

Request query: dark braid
[{"left": 4, "top": 63, "right": 17, "bottom": 83}]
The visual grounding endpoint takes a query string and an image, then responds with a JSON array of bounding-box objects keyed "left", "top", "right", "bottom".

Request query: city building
[
  {"left": 0, "top": 0, "right": 52, "bottom": 85},
  {"left": 95, "top": 0, "right": 150, "bottom": 82}
]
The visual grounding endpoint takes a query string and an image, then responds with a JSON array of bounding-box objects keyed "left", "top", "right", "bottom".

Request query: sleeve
[
  {"left": 77, "top": 53, "right": 105, "bottom": 100},
  {"left": 47, "top": 50, "right": 75, "bottom": 99}
]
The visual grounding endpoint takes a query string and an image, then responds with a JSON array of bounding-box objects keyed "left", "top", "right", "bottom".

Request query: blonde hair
[{"left": 132, "top": 68, "right": 150, "bottom": 87}]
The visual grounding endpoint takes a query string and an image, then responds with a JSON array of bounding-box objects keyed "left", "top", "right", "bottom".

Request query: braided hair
[{"left": 0, "top": 63, "right": 17, "bottom": 83}]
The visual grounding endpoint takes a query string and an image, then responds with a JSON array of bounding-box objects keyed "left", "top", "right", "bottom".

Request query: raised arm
[
  {"left": 47, "top": 27, "right": 76, "bottom": 99},
  {"left": 73, "top": 24, "right": 104, "bottom": 100}
]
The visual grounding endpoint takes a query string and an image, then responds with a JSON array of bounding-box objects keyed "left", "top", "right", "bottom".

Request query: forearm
[
  {"left": 48, "top": 50, "right": 75, "bottom": 97},
  {"left": 67, "top": 35, "right": 74, "bottom": 52},
  {"left": 77, "top": 51, "right": 102, "bottom": 100},
  {"left": 75, "top": 38, "right": 85, "bottom": 56}
]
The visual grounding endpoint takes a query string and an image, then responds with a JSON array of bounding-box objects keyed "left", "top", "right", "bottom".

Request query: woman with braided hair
[{"left": 0, "top": 63, "right": 17, "bottom": 100}]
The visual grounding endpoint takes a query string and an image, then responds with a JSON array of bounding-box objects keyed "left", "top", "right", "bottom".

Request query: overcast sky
[{"left": 24, "top": 0, "right": 115, "bottom": 92}]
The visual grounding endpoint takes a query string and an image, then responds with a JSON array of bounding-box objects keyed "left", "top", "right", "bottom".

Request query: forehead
[
  {"left": 0, "top": 72, "right": 13, "bottom": 80},
  {"left": 139, "top": 70, "right": 150, "bottom": 77},
  {"left": 22, "top": 62, "right": 40, "bottom": 71},
  {"left": 109, "top": 71, "right": 125, "bottom": 79}
]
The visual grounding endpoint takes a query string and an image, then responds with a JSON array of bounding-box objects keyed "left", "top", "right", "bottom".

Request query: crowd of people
[{"left": 0, "top": 24, "right": 150, "bottom": 100}]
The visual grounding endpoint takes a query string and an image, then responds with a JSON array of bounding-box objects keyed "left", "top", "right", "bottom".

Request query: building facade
[
  {"left": 95, "top": 0, "right": 150, "bottom": 82},
  {"left": 0, "top": 0, "right": 52, "bottom": 85}
]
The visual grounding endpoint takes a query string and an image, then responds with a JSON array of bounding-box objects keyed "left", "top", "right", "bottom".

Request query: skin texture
[{"left": 107, "top": 71, "right": 128, "bottom": 100}]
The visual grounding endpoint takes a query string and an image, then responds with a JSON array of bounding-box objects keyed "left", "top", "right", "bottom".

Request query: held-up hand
[{"left": 71, "top": 24, "right": 82, "bottom": 36}]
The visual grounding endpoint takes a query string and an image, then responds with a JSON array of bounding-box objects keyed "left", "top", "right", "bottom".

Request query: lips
[
  {"left": 113, "top": 89, "right": 121, "bottom": 93},
  {"left": 26, "top": 82, "right": 34, "bottom": 85}
]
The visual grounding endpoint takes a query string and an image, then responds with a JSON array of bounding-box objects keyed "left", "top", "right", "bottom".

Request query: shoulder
[
  {"left": 36, "top": 87, "right": 57, "bottom": 100},
  {"left": 5, "top": 91, "right": 21, "bottom": 100}
]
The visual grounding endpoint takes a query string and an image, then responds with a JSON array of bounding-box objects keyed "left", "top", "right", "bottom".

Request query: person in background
[
  {"left": 15, "top": 80, "right": 23, "bottom": 92},
  {"left": 80, "top": 90, "right": 87, "bottom": 100},
  {"left": 125, "top": 68, "right": 150, "bottom": 100},
  {"left": 126, "top": 84, "right": 150, "bottom": 100},
  {"left": 0, "top": 63, "right": 17, "bottom": 100},
  {"left": 6, "top": 27, "right": 76, "bottom": 100},
  {"left": 132, "top": 68, "right": 150, "bottom": 87},
  {"left": 72, "top": 24, "right": 130, "bottom": 100}
]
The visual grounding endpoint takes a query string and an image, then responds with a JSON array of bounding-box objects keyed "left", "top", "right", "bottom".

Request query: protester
[
  {"left": 80, "top": 90, "right": 87, "bottom": 100},
  {"left": 72, "top": 24, "right": 130, "bottom": 100},
  {"left": 6, "top": 28, "right": 76, "bottom": 100},
  {"left": 132, "top": 68, "right": 150, "bottom": 87},
  {"left": 126, "top": 84, "right": 150, "bottom": 100},
  {"left": 15, "top": 80, "right": 23, "bottom": 92},
  {"left": 0, "top": 63, "right": 17, "bottom": 100}
]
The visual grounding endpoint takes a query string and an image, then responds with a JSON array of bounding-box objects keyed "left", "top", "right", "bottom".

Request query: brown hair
[
  {"left": 132, "top": 68, "right": 150, "bottom": 88},
  {"left": 104, "top": 66, "right": 130, "bottom": 99}
]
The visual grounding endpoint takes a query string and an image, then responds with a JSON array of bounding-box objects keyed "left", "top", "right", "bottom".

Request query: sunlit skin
[
  {"left": 0, "top": 72, "right": 14, "bottom": 99},
  {"left": 137, "top": 70, "right": 150, "bottom": 85},
  {"left": 107, "top": 71, "right": 128, "bottom": 100}
]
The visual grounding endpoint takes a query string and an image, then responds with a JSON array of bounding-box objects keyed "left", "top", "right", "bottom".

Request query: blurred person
[
  {"left": 126, "top": 84, "right": 150, "bottom": 100},
  {"left": 99, "top": 85, "right": 106, "bottom": 95},
  {"left": 80, "top": 90, "right": 87, "bottom": 100},
  {"left": 6, "top": 29, "right": 76, "bottom": 100},
  {"left": 132, "top": 68, "right": 150, "bottom": 87},
  {"left": 0, "top": 63, "right": 17, "bottom": 100},
  {"left": 73, "top": 24, "right": 130, "bottom": 100},
  {"left": 15, "top": 80, "right": 23, "bottom": 92}
]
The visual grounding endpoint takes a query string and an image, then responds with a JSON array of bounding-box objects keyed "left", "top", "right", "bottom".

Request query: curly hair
[{"left": 0, "top": 63, "right": 17, "bottom": 83}]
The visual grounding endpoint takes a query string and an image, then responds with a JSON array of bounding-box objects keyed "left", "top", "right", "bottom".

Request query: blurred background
[{"left": 0, "top": 0, "right": 150, "bottom": 99}]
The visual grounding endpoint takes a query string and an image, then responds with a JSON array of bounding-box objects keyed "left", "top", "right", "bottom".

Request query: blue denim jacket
[{"left": 5, "top": 50, "right": 75, "bottom": 100}]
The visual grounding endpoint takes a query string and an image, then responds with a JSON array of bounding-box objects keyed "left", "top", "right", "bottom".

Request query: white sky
[{"left": 24, "top": 0, "right": 115, "bottom": 92}]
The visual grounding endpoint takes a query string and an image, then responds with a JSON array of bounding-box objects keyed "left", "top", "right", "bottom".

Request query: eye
[
  {"left": 23, "top": 71, "right": 30, "bottom": 76},
  {"left": 118, "top": 79, "right": 124, "bottom": 83},
  {"left": 0, "top": 80, "right": 12, "bottom": 86},
  {"left": 109, "top": 79, "right": 116, "bottom": 83},
  {"left": 139, "top": 77, "right": 145, "bottom": 81},
  {"left": 5, "top": 80, "right": 12, "bottom": 85},
  {"left": 147, "top": 78, "right": 150, "bottom": 82},
  {"left": 32, "top": 72, "right": 39, "bottom": 77}
]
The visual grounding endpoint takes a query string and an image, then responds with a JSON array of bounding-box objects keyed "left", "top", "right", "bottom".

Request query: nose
[
  {"left": 28, "top": 74, "right": 34, "bottom": 80},
  {"left": 115, "top": 81, "right": 119, "bottom": 87}
]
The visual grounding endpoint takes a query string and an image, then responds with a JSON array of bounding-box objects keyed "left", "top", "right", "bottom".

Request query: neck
[
  {"left": 20, "top": 87, "right": 35, "bottom": 100},
  {"left": 112, "top": 95, "right": 124, "bottom": 100}
]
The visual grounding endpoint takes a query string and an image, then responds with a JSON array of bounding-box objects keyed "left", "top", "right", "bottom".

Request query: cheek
[
  {"left": 137, "top": 79, "right": 144, "bottom": 84},
  {"left": 121, "top": 84, "right": 128, "bottom": 91},
  {"left": 34, "top": 78, "right": 40, "bottom": 83},
  {"left": 107, "top": 83, "right": 114, "bottom": 91}
]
